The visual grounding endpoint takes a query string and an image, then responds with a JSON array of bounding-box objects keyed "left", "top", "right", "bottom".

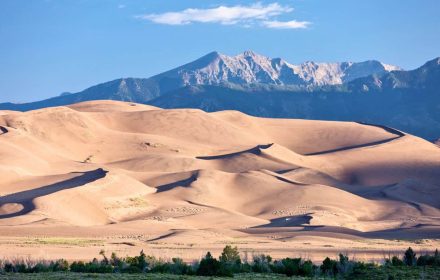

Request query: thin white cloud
[
  {"left": 118, "top": 4, "right": 126, "bottom": 9},
  {"left": 136, "top": 2, "right": 309, "bottom": 29},
  {"left": 263, "top": 20, "right": 310, "bottom": 29}
]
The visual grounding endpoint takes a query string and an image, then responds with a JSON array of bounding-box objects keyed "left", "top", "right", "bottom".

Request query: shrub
[
  {"left": 219, "top": 245, "right": 242, "bottom": 273},
  {"left": 219, "top": 245, "right": 241, "bottom": 264},
  {"left": 350, "top": 261, "right": 376, "bottom": 277},
  {"left": 197, "top": 252, "right": 230, "bottom": 276},
  {"left": 86, "top": 259, "right": 113, "bottom": 273},
  {"left": 300, "top": 260, "right": 314, "bottom": 277},
  {"left": 151, "top": 257, "right": 194, "bottom": 275},
  {"left": 169, "top": 258, "right": 184, "bottom": 274},
  {"left": 109, "top": 252, "right": 124, "bottom": 272},
  {"left": 435, "top": 249, "right": 440, "bottom": 266},
  {"left": 403, "top": 247, "right": 417, "bottom": 266},
  {"left": 252, "top": 254, "right": 272, "bottom": 273},
  {"left": 268, "top": 260, "right": 282, "bottom": 274},
  {"left": 239, "top": 262, "right": 252, "bottom": 273},
  {"left": 30, "top": 262, "right": 50, "bottom": 273},
  {"left": 321, "top": 257, "right": 337, "bottom": 276},
  {"left": 99, "top": 250, "right": 109, "bottom": 265},
  {"left": 124, "top": 250, "right": 148, "bottom": 273},
  {"left": 282, "top": 258, "right": 302, "bottom": 276},
  {"left": 390, "top": 256, "right": 404, "bottom": 266},
  {"left": 50, "top": 259, "right": 69, "bottom": 272},
  {"left": 416, "top": 250, "right": 440, "bottom": 267},
  {"left": 148, "top": 259, "right": 167, "bottom": 273},
  {"left": 417, "top": 255, "right": 434, "bottom": 266},
  {"left": 337, "top": 253, "right": 354, "bottom": 275},
  {"left": 70, "top": 261, "right": 86, "bottom": 272},
  {"left": 69, "top": 259, "right": 112, "bottom": 273},
  {"left": 271, "top": 257, "right": 315, "bottom": 277}
]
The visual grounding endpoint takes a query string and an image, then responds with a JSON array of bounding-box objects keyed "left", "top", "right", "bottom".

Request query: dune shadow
[
  {"left": 295, "top": 224, "right": 440, "bottom": 239},
  {"left": 196, "top": 144, "right": 273, "bottom": 160},
  {"left": 274, "top": 168, "right": 300, "bottom": 174},
  {"left": 156, "top": 173, "right": 198, "bottom": 193},
  {"left": 147, "top": 231, "right": 178, "bottom": 242},
  {"left": 253, "top": 215, "right": 313, "bottom": 228},
  {"left": 0, "top": 168, "right": 107, "bottom": 219},
  {"left": 271, "top": 174, "right": 308, "bottom": 186},
  {"left": 361, "top": 225, "right": 440, "bottom": 239},
  {"left": 0, "top": 126, "right": 8, "bottom": 135},
  {"left": 357, "top": 122, "right": 405, "bottom": 137},
  {"left": 304, "top": 123, "right": 404, "bottom": 156}
]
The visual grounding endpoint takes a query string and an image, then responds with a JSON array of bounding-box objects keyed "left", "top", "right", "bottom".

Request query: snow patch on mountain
[{"left": 154, "top": 51, "right": 401, "bottom": 87}]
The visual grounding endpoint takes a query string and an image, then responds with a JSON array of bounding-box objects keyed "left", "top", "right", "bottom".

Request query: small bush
[
  {"left": 337, "top": 253, "right": 354, "bottom": 275},
  {"left": 170, "top": 258, "right": 191, "bottom": 274},
  {"left": 197, "top": 252, "right": 231, "bottom": 276},
  {"left": 282, "top": 258, "right": 302, "bottom": 276},
  {"left": 150, "top": 258, "right": 194, "bottom": 275},
  {"left": 300, "top": 260, "right": 315, "bottom": 277},
  {"left": 50, "top": 259, "right": 69, "bottom": 272},
  {"left": 435, "top": 249, "right": 440, "bottom": 266},
  {"left": 252, "top": 254, "right": 272, "bottom": 273},
  {"left": 69, "top": 261, "right": 85, "bottom": 273},
  {"left": 390, "top": 256, "right": 404, "bottom": 266},
  {"left": 69, "top": 259, "right": 113, "bottom": 273},
  {"left": 220, "top": 245, "right": 241, "bottom": 264},
  {"left": 404, "top": 247, "right": 417, "bottom": 266},
  {"left": 417, "top": 255, "right": 433, "bottom": 266},
  {"left": 219, "top": 245, "right": 242, "bottom": 273},
  {"left": 271, "top": 257, "right": 316, "bottom": 277},
  {"left": 124, "top": 250, "right": 148, "bottom": 273},
  {"left": 321, "top": 257, "right": 338, "bottom": 276},
  {"left": 30, "top": 262, "right": 50, "bottom": 273}
]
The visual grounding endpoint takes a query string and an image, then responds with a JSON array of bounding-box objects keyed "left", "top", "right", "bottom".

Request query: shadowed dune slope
[{"left": 0, "top": 100, "right": 439, "bottom": 243}]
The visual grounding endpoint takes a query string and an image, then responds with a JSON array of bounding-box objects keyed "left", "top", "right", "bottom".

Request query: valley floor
[{"left": 0, "top": 232, "right": 438, "bottom": 263}]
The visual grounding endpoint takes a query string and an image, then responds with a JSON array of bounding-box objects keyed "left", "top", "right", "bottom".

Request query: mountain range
[{"left": 1, "top": 51, "right": 439, "bottom": 140}]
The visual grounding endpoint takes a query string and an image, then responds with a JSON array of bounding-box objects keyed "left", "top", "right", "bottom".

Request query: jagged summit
[
  {"left": 151, "top": 50, "right": 400, "bottom": 87},
  {"left": 242, "top": 50, "right": 256, "bottom": 55},
  {"left": 239, "top": 50, "right": 261, "bottom": 58},
  {"left": 348, "top": 55, "right": 440, "bottom": 91}
]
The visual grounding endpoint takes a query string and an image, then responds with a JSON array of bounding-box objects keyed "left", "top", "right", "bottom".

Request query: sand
[{"left": 0, "top": 100, "right": 439, "bottom": 262}]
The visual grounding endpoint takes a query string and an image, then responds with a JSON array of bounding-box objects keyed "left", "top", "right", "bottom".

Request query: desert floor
[{"left": 0, "top": 100, "right": 439, "bottom": 262}]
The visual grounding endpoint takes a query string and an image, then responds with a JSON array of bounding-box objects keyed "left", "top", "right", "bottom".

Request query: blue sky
[{"left": 1, "top": 0, "right": 439, "bottom": 103}]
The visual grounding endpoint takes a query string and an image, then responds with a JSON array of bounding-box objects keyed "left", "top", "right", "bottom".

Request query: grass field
[
  {"left": 0, "top": 273, "right": 296, "bottom": 280},
  {"left": 1, "top": 267, "right": 440, "bottom": 280}
]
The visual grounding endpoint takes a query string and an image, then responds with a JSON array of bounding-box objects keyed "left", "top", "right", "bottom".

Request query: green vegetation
[
  {"left": 1, "top": 247, "right": 440, "bottom": 279},
  {"left": 128, "top": 196, "right": 149, "bottom": 207},
  {"left": 0, "top": 273, "right": 296, "bottom": 279},
  {"left": 24, "top": 237, "right": 103, "bottom": 246}
]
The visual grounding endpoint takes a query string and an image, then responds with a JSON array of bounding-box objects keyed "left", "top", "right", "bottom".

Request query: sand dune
[{"left": 0, "top": 100, "right": 439, "bottom": 260}]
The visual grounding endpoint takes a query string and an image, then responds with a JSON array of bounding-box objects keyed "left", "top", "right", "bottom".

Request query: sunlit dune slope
[{"left": 0, "top": 100, "right": 439, "bottom": 242}]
